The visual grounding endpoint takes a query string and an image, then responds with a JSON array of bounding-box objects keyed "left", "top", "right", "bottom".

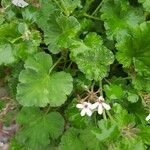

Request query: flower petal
[
  {"left": 80, "top": 109, "right": 86, "bottom": 116},
  {"left": 86, "top": 102, "right": 92, "bottom": 107},
  {"left": 98, "top": 96, "right": 104, "bottom": 101},
  {"left": 146, "top": 114, "right": 150, "bottom": 121},
  {"left": 86, "top": 109, "right": 92, "bottom": 116},
  {"left": 102, "top": 102, "right": 111, "bottom": 110},
  {"left": 76, "top": 104, "right": 84, "bottom": 109},
  {"left": 91, "top": 102, "right": 99, "bottom": 110},
  {"left": 98, "top": 104, "right": 103, "bottom": 114}
]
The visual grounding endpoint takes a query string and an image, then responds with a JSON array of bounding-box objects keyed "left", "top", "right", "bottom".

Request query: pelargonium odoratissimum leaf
[
  {"left": 16, "top": 107, "right": 65, "bottom": 150},
  {"left": 36, "top": 0, "right": 80, "bottom": 54},
  {"left": 138, "top": 0, "right": 150, "bottom": 12},
  {"left": 70, "top": 33, "right": 114, "bottom": 81},
  {"left": 100, "top": 0, "right": 144, "bottom": 40},
  {"left": 17, "top": 52, "right": 73, "bottom": 107},
  {"left": 116, "top": 22, "right": 150, "bottom": 76}
]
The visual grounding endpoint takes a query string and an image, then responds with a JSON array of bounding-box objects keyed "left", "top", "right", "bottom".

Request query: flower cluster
[
  {"left": 12, "top": 0, "right": 29, "bottom": 8},
  {"left": 76, "top": 96, "right": 111, "bottom": 117}
]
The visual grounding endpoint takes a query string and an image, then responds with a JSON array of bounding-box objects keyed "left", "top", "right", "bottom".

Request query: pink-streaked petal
[
  {"left": 98, "top": 104, "right": 103, "bottom": 114},
  {"left": 86, "top": 109, "right": 92, "bottom": 116},
  {"left": 146, "top": 114, "right": 150, "bottom": 121},
  {"left": 102, "top": 103, "right": 111, "bottom": 110},
  {"left": 98, "top": 96, "right": 104, "bottom": 101},
  {"left": 81, "top": 109, "right": 86, "bottom": 116},
  {"left": 91, "top": 102, "right": 99, "bottom": 110},
  {"left": 76, "top": 104, "right": 84, "bottom": 109},
  {"left": 87, "top": 102, "right": 92, "bottom": 107}
]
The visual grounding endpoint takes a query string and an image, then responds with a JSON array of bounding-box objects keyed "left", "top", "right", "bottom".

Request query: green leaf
[
  {"left": 92, "top": 120, "right": 119, "bottom": 142},
  {"left": 0, "top": 22, "right": 41, "bottom": 65},
  {"left": 17, "top": 52, "right": 73, "bottom": 107},
  {"left": 113, "top": 103, "right": 136, "bottom": 127},
  {"left": 10, "top": 138, "right": 27, "bottom": 150},
  {"left": 80, "top": 128, "right": 107, "bottom": 150},
  {"left": 132, "top": 76, "right": 150, "bottom": 92},
  {"left": 139, "top": 125, "right": 150, "bottom": 145},
  {"left": 0, "top": 44, "right": 15, "bottom": 65},
  {"left": 46, "top": 15, "right": 80, "bottom": 54},
  {"left": 70, "top": 33, "right": 114, "bottom": 80},
  {"left": 116, "top": 22, "right": 150, "bottom": 76},
  {"left": 59, "top": 128, "right": 85, "bottom": 150},
  {"left": 116, "top": 138, "right": 146, "bottom": 150},
  {"left": 0, "top": 23, "right": 20, "bottom": 43},
  {"left": 100, "top": 0, "right": 144, "bottom": 40},
  {"left": 56, "top": 0, "right": 81, "bottom": 16},
  {"left": 22, "top": 7, "right": 38, "bottom": 22},
  {"left": 16, "top": 107, "right": 65, "bottom": 150},
  {"left": 14, "top": 24, "right": 41, "bottom": 60},
  {"left": 36, "top": 1, "right": 80, "bottom": 54},
  {"left": 104, "top": 84, "right": 124, "bottom": 99},
  {"left": 138, "top": 0, "right": 150, "bottom": 11},
  {"left": 127, "top": 92, "right": 139, "bottom": 103}
]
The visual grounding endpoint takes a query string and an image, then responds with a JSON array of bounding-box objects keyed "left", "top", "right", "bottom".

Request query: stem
[
  {"left": 67, "top": 61, "right": 72, "bottom": 69},
  {"left": 99, "top": 80, "right": 103, "bottom": 96},
  {"left": 91, "top": 81, "right": 95, "bottom": 92},
  {"left": 93, "top": 112, "right": 97, "bottom": 125},
  {"left": 122, "top": 77, "right": 132, "bottom": 80},
  {"left": 103, "top": 110, "right": 107, "bottom": 120},
  {"left": 92, "top": 0, "right": 104, "bottom": 15},
  {"left": 45, "top": 104, "right": 51, "bottom": 114},
  {"left": 104, "top": 78, "right": 111, "bottom": 85},
  {"left": 106, "top": 110, "right": 115, "bottom": 122},
  {"left": 11, "top": 36, "right": 22, "bottom": 44},
  {"left": 139, "top": 93, "right": 146, "bottom": 107},
  {"left": 4, "top": 4, "right": 11, "bottom": 10},
  {"left": 83, "top": 13, "right": 101, "bottom": 21},
  {"left": 49, "top": 56, "right": 63, "bottom": 74}
]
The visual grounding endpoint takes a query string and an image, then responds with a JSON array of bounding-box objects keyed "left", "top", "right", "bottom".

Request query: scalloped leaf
[
  {"left": 36, "top": 0, "right": 80, "bottom": 54},
  {"left": 16, "top": 107, "right": 65, "bottom": 150},
  {"left": 100, "top": 0, "right": 144, "bottom": 40},
  {"left": 0, "top": 44, "right": 15, "bottom": 65},
  {"left": 59, "top": 128, "right": 85, "bottom": 150},
  {"left": 138, "top": 0, "right": 150, "bottom": 11},
  {"left": 17, "top": 52, "right": 73, "bottom": 107},
  {"left": 70, "top": 33, "right": 114, "bottom": 81},
  {"left": 0, "top": 22, "right": 41, "bottom": 65},
  {"left": 116, "top": 22, "right": 150, "bottom": 76}
]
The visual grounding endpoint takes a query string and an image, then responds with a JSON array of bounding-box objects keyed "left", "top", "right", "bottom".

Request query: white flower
[
  {"left": 12, "top": 0, "right": 29, "bottom": 8},
  {"left": 76, "top": 102, "right": 93, "bottom": 116},
  {"left": 91, "top": 96, "right": 111, "bottom": 114},
  {"left": 146, "top": 114, "right": 150, "bottom": 121}
]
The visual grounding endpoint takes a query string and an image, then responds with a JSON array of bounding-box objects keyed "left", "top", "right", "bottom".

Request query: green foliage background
[{"left": 0, "top": 0, "right": 150, "bottom": 149}]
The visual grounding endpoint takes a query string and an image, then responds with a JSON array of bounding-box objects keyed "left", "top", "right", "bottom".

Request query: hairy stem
[
  {"left": 106, "top": 110, "right": 115, "bottom": 122},
  {"left": 49, "top": 56, "right": 63, "bottom": 74},
  {"left": 83, "top": 13, "right": 101, "bottom": 21},
  {"left": 99, "top": 80, "right": 103, "bottom": 96},
  {"left": 103, "top": 110, "right": 107, "bottom": 120},
  {"left": 45, "top": 104, "right": 51, "bottom": 114},
  {"left": 92, "top": 0, "right": 104, "bottom": 15}
]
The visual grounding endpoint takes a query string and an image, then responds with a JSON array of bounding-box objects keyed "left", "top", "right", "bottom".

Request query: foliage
[{"left": 0, "top": 0, "right": 149, "bottom": 149}]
